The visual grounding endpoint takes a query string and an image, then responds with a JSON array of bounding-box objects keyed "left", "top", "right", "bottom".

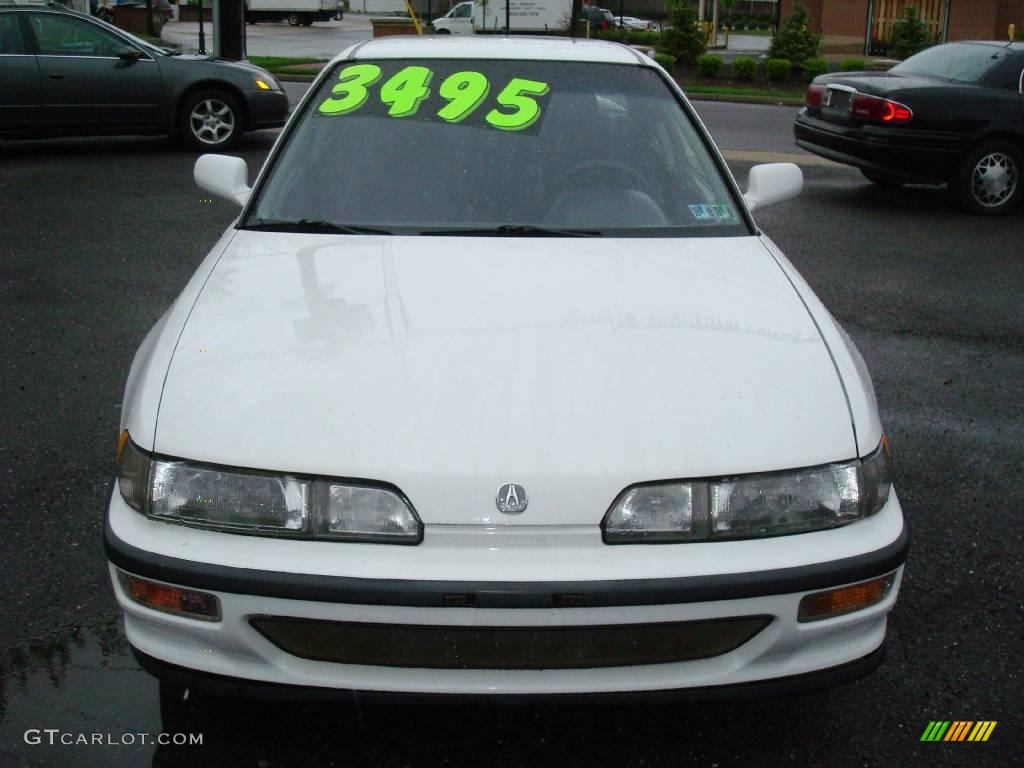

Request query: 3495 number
[{"left": 317, "top": 64, "right": 550, "bottom": 131}]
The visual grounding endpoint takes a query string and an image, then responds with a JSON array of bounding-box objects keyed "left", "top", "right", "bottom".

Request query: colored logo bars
[{"left": 920, "top": 721, "right": 997, "bottom": 742}]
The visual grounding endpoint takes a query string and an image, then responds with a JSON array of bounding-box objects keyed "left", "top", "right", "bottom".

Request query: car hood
[
  {"left": 165, "top": 54, "right": 274, "bottom": 79},
  {"left": 153, "top": 232, "right": 855, "bottom": 526}
]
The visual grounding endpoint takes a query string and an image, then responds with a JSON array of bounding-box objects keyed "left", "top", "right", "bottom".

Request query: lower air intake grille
[{"left": 250, "top": 616, "right": 772, "bottom": 670}]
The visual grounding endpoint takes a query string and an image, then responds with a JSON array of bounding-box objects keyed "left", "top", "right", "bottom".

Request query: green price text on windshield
[{"left": 318, "top": 65, "right": 550, "bottom": 131}]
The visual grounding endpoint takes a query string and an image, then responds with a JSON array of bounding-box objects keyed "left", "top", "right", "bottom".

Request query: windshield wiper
[
  {"left": 422, "top": 224, "right": 601, "bottom": 237},
  {"left": 241, "top": 219, "right": 393, "bottom": 235}
]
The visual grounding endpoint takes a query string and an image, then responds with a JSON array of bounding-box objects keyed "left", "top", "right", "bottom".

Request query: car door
[
  {"left": 449, "top": 2, "right": 474, "bottom": 35},
  {"left": 0, "top": 12, "right": 42, "bottom": 133},
  {"left": 26, "top": 11, "right": 163, "bottom": 132}
]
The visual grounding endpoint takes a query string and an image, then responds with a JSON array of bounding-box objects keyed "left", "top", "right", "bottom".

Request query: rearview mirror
[
  {"left": 117, "top": 46, "right": 142, "bottom": 62},
  {"left": 743, "top": 163, "right": 803, "bottom": 211},
  {"left": 194, "top": 154, "right": 251, "bottom": 207}
]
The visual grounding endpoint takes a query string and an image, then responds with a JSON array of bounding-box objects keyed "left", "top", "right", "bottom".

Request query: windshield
[
  {"left": 890, "top": 43, "right": 1011, "bottom": 82},
  {"left": 245, "top": 59, "right": 747, "bottom": 237}
]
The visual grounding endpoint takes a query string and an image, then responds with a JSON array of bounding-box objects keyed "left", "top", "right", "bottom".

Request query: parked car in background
[
  {"left": 0, "top": 3, "right": 288, "bottom": 148},
  {"left": 106, "top": 37, "right": 906, "bottom": 718},
  {"left": 580, "top": 4, "right": 614, "bottom": 31},
  {"left": 619, "top": 15, "right": 655, "bottom": 31},
  {"left": 794, "top": 41, "right": 1024, "bottom": 215}
]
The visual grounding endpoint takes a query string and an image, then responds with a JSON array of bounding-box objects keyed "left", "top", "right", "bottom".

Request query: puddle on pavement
[{"left": 0, "top": 618, "right": 164, "bottom": 767}]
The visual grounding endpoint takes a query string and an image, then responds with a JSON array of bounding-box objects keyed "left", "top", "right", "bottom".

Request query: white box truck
[
  {"left": 245, "top": 0, "right": 342, "bottom": 26},
  {"left": 431, "top": 0, "right": 570, "bottom": 35}
]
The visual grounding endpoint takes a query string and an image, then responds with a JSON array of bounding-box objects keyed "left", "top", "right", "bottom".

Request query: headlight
[
  {"left": 254, "top": 76, "right": 281, "bottom": 91},
  {"left": 316, "top": 483, "right": 422, "bottom": 543},
  {"left": 603, "top": 438, "right": 893, "bottom": 544},
  {"left": 114, "top": 432, "right": 421, "bottom": 544},
  {"left": 149, "top": 461, "right": 309, "bottom": 533}
]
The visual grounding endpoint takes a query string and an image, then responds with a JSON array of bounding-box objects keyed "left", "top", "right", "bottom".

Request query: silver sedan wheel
[
  {"left": 189, "top": 98, "right": 236, "bottom": 146},
  {"left": 970, "top": 151, "right": 1017, "bottom": 208}
]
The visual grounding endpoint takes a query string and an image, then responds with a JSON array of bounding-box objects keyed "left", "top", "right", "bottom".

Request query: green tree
[
  {"left": 890, "top": 5, "right": 932, "bottom": 59},
  {"left": 662, "top": 0, "right": 706, "bottom": 66},
  {"left": 768, "top": 1, "right": 820, "bottom": 66}
]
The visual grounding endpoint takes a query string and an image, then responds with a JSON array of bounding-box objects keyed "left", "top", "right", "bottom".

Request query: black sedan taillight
[
  {"left": 805, "top": 84, "right": 825, "bottom": 108},
  {"left": 851, "top": 93, "right": 913, "bottom": 123}
]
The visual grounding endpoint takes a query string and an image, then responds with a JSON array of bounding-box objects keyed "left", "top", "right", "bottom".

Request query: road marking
[{"left": 721, "top": 149, "right": 841, "bottom": 167}]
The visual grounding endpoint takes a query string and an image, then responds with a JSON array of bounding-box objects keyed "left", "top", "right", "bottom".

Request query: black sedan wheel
[
  {"left": 179, "top": 90, "right": 242, "bottom": 150},
  {"left": 955, "top": 140, "right": 1022, "bottom": 215}
]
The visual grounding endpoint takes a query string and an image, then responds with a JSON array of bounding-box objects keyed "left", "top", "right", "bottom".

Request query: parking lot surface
[{"left": 0, "top": 102, "right": 1021, "bottom": 766}]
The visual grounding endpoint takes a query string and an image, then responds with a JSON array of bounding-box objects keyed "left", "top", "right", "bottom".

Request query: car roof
[
  {"left": 333, "top": 36, "right": 645, "bottom": 66},
  {"left": 0, "top": 2, "right": 88, "bottom": 16},
  {"left": 949, "top": 40, "right": 1024, "bottom": 52}
]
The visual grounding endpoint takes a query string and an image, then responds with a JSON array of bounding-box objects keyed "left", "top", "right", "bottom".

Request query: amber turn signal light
[
  {"left": 119, "top": 571, "right": 221, "bottom": 622},
  {"left": 798, "top": 573, "right": 896, "bottom": 622}
]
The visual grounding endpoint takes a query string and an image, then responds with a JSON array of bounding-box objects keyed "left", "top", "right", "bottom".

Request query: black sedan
[
  {"left": 794, "top": 41, "right": 1024, "bottom": 215},
  {"left": 0, "top": 4, "right": 288, "bottom": 149}
]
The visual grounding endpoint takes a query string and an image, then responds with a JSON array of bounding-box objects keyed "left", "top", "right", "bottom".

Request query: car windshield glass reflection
[{"left": 245, "top": 60, "right": 747, "bottom": 237}]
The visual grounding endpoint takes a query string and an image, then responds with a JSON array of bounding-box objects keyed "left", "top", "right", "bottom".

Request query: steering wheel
[
  {"left": 547, "top": 159, "right": 669, "bottom": 228},
  {"left": 560, "top": 159, "right": 647, "bottom": 192}
]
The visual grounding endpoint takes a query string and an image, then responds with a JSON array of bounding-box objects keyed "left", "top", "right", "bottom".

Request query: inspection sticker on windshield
[
  {"left": 688, "top": 204, "right": 734, "bottom": 221},
  {"left": 317, "top": 63, "right": 550, "bottom": 132}
]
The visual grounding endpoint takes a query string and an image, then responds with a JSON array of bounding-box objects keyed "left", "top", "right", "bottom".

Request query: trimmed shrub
[
  {"left": 769, "top": 2, "right": 820, "bottom": 65},
  {"left": 731, "top": 56, "right": 757, "bottom": 80},
  {"left": 654, "top": 52, "right": 677, "bottom": 70},
  {"left": 890, "top": 4, "right": 933, "bottom": 59},
  {"left": 757, "top": 21, "right": 770, "bottom": 30},
  {"left": 661, "top": 1, "right": 706, "bottom": 66},
  {"left": 802, "top": 57, "right": 828, "bottom": 81},
  {"left": 765, "top": 58, "right": 793, "bottom": 82},
  {"left": 697, "top": 53, "right": 724, "bottom": 78},
  {"left": 841, "top": 57, "right": 866, "bottom": 72}
]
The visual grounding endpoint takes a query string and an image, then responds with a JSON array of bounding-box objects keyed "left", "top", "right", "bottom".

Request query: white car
[
  {"left": 106, "top": 36, "right": 907, "bottom": 710},
  {"left": 620, "top": 15, "right": 656, "bottom": 30}
]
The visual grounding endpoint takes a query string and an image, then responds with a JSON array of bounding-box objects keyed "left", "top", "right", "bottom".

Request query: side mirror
[
  {"left": 743, "top": 163, "right": 803, "bottom": 211},
  {"left": 117, "top": 46, "right": 142, "bottom": 62},
  {"left": 194, "top": 154, "right": 251, "bottom": 207}
]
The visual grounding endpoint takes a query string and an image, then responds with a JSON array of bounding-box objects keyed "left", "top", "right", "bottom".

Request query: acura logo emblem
[{"left": 496, "top": 483, "right": 528, "bottom": 514}]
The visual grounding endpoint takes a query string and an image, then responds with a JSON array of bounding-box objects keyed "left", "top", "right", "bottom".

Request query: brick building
[{"left": 779, "top": 0, "right": 1024, "bottom": 54}]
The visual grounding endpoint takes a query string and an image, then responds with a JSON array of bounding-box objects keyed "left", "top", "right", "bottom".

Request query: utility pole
[
  {"left": 218, "top": 0, "right": 244, "bottom": 59},
  {"left": 197, "top": 0, "right": 206, "bottom": 54}
]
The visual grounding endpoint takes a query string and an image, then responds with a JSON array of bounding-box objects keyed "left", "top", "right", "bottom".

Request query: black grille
[{"left": 250, "top": 616, "right": 772, "bottom": 670}]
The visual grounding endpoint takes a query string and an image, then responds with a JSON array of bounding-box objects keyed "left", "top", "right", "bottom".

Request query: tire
[
  {"left": 954, "top": 139, "right": 1023, "bottom": 216},
  {"left": 860, "top": 168, "right": 905, "bottom": 187},
  {"left": 178, "top": 89, "right": 243, "bottom": 151},
  {"left": 287, "top": 11, "right": 300, "bottom": 25},
  {"left": 435, "top": 28, "right": 451, "bottom": 34}
]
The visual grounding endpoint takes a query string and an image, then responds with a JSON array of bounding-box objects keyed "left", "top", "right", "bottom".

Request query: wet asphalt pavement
[{"left": 1, "top": 104, "right": 1023, "bottom": 767}]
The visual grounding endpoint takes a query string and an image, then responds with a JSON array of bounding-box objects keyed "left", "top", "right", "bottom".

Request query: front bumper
[
  {"left": 245, "top": 89, "right": 289, "bottom": 130},
  {"left": 105, "top": 488, "right": 907, "bottom": 696}
]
